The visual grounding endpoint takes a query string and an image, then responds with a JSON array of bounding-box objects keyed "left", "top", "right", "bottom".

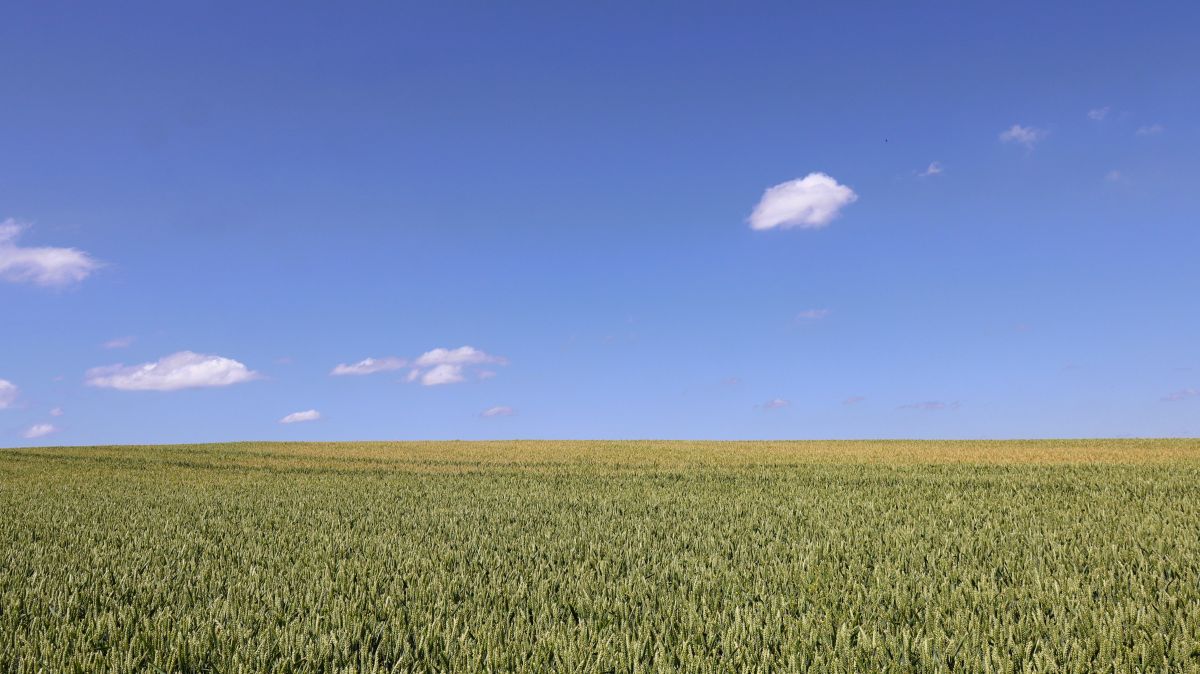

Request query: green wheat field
[{"left": 2, "top": 439, "right": 1199, "bottom": 672}]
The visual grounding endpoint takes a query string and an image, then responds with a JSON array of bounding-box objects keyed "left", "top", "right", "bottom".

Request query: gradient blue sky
[{"left": 2, "top": 1, "right": 1198, "bottom": 445}]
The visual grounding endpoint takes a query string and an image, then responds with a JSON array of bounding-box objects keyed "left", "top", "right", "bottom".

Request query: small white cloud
[
  {"left": 22, "top": 423, "right": 57, "bottom": 439},
  {"left": 720, "top": 376, "right": 742, "bottom": 386},
  {"left": 1161, "top": 388, "right": 1198, "bottom": 402},
  {"left": 480, "top": 406, "right": 516, "bottom": 418},
  {"left": 918, "top": 161, "right": 943, "bottom": 177},
  {"left": 103, "top": 336, "right": 136, "bottom": 349},
  {"left": 279, "top": 409, "right": 321, "bottom": 424},
  {"left": 748, "top": 173, "right": 857, "bottom": 230},
  {"left": 49, "top": 407, "right": 64, "bottom": 417},
  {"left": 999, "top": 124, "right": 1047, "bottom": 149},
  {"left": 1105, "top": 170, "right": 1124, "bottom": 182},
  {"left": 0, "top": 219, "right": 101, "bottom": 287},
  {"left": 0, "top": 379, "right": 17, "bottom": 409},
  {"left": 760, "top": 398, "right": 790, "bottom": 409},
  {"left": 843, "top": 396, "right": 865, "bottom": 405},
  {"left": 1136, "top": 124, "right": 1164, "bottom": 136},
  {"left": 330, "top": 356, "right": 406, "bottom": 376},
  {"left": 407, "top": 346, "right": 507, "bottom": 386},
  {"left": 796, "top": 309, "right": 830, "bottom": 321},
  {"left": 898, "top": 400, "right": 960, "bottom": 411},
  {"left": 421, "top": 363, "right": 465, "bottom": 386},
  {"left": 85, "top": 351, "right": 260, "bottom": 391},
  {"left": 1087, "top": 107, "right": 1110, "bottom": 121}
]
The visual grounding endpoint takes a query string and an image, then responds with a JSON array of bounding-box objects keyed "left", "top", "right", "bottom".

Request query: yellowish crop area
[{"left": 2, "top": 439, "right": 1200, "bottom": 672}]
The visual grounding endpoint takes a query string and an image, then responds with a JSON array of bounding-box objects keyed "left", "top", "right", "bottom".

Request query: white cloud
[
  {"left": 999, "top": 124, "right": 1047, "bottom": 149},
  {"left": 421, "top": 364, "right": 466, "bottom": 386},
  {"left": 1136, "top": 124, "right": 1164, "bottom": 136},
  {"left": 85, "top": 351, "right": 260, "bottom": 391},
  {"left": 279, "top": 409, "right": 321, "bottom": 424},
  {"left": 23, "top": 423, "right": 56, "bottom": 439},
  {"left": 103, "top": 336, "right": 136, "bottom": 349},
  {"left": 0, "top": 219, "right": 101, "bottom": 287},
  {"left": 1087, "top": 107, "right": 1110, "bottom": 121},
  {"left": 49, "top": 407, "right": 64, "bottom": 417},
  {"left": 796, "top": 308, "right": 830, "bottom": 321},
  {"left": 330, "top": 356, "right": 406, "bottom": 376},
  {"left": 0, "top": 379, "right": 17, "bottom": 409},
  {"left": 407, "top": 346, "right": 507, "bottom": 386},
  {"left": 899, "top": 400, "right": 960, "bottom": 411},
  {"left": 1105, "top": 170, "right": 1123, "bottom": 182},
  {"left": 761, "top": 398, "right": 790, "bottom": 409},
  {"left": 919, "top": 161, "right": 943, "bottom": 177},
  {"left": 481, "top": 406, "right": 516, "bottom": 418},
  {"left": 1161, "top": 388, "right": 1198, "bottom": 402},
  {"left": 843, "top": 396, "right": 865, "bottom": 405},
  {"left": 747, "top": 173, "right": 857, "bottom": 230}
]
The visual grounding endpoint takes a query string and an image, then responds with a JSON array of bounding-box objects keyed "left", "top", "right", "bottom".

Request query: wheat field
[{"left": 2, "top": 440, "right": 1199, "bottom": 672}]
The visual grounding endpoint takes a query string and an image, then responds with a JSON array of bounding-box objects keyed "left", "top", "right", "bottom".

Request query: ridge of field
[{"left": 3, "top": 440, "right": 1200, "bottom": 672}]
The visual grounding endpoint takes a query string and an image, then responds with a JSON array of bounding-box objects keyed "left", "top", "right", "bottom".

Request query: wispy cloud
[
  {"left": 898, "top": 400, "right": 960, "bottom": 411},
  {"left": 85, "top": 351, "right": 260, "bottom": 391},
  {"left": 843, "top": 396, "right": 865, "bottom": 405},
  {"left": 330, "top": 356, "right": 406, "bottom": 376},
  {"left": 480, "top": 406, "right": 516, "bottom": 418},
  {"left": 1161, "top": 388, "right": 1198, "bottom": 402},
  {"left": 49, "top": 407, "right": 64, "bottom": 417},
  {"left": 22, "top": 423, "right": 57, "bottom": 439},
  {"left": 279, "top": 409, "right": 321, "bottom": 423},
  {"left": 720, "top": 376, "right": 742, "bottom": 386},
  {"left": 1087, "top": 106, "right": 1110, "bottom": 121},
  {"left": 918, "top": 161, "right": 943, "bottom": 177},
  {"left": 796, "top": 309, "right": 830, "bottom": 321},
  {"left": 999, "top": 124, "right": 1047, "bottom": 150},
  {"left": 1105, "top": 170, "right": 1124, "bottom": 183},
  {"left": 0, "top": 219, "right": 101, "bottom": 287},
  {"left": 760, "top": 398, "right": 790, "bottom": 410},
  {"left": 748, "top": 173, "right": 857, "bottom": 230},
  {"left": 1136, "top": 124, "right": 1164, "bottom": 136},
  {"left": 407, "top": 346, "right": 508, "bottom": 386},
  {"left": 103, "top": 336, "right": 136, "bottom": 349},
  {"left": 0, "top": 379, "right": 17, "bottom": 409}
]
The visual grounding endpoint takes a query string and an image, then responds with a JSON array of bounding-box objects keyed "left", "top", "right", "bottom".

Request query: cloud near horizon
[
  {"left": 899, "top": 400, "right": 960, "bottom": 411},
  {"left": 85, "top": 351, "right": 260, "bottom": 391},
  {"left": 748, "top": 173, "right": 857, "bottom": 230},
  {"left": 1161, "top": 388, "right": 1198, "bottom": 402},
  {"left": 22, "top": 423, "right": 57, "bottom": 439},
  {"left": 330, "top": 357, "right": 407, "bottom": 376},
  {"left": 0, "top": 218, "right": 101, "bottom": 287},
  {"left": 760, "top": 398, "right": 790, "bottom": 409},
  {"left": 279, "top": 409, "right": 321, "bottom": 423}
]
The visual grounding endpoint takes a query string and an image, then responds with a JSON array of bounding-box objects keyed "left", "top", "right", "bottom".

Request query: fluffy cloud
[
  {"left": 481, "top": 406, "right": 516, "bottom": 418},
  {"left": 0, "top": 379, "right": 17, "bottom": 409},
  {"left": 761, "top": 398, "right": 790, "bottom": 409},
  {"left": 279, "top": 409, "right": 321, "bottom": 424},
  {"left": 919, "top": 161, "right": 943, "bottom": 177},
  {"left": 23, "top": 423, "right": 57, "bottom": 439},
  {"left": 796, "top": 308, "right": 830, "bottom": 321},
  {"left": 330, "top": 356, "right": 406, "bottom": 376},
  {"left": 0, "top": 219, "right": 101, "bottom": 287},
  {"left": 1136, "top": 124, "right": 1164, "bottom": 136},
  {"left": 408, "top": 346, "right": 507, "bottom": 386},
  {"left": 999, "top": 124, "right": 1047, "bottom": 149},
  {"left": 748, "top": 173, "right": 857, "bottom": 231},
  {"left": 899, "top": 400, "right": 960, "bottom": 411},
  {"left": 1087, "top": 107, "right": 1110, "bottom": 121},
  {"left": 103, "top": 336, "right": 136, "bottom": 349},
  {"left": 85, "top": 351, "right": 260, "bottom": 391},
  {"left": 1161, "top": 389, "right": 1198, "bottom": 402}
]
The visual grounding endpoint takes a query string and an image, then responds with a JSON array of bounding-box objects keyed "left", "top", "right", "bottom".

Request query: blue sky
[{"left": 2, "top": 1, "right": 1198, "bottom": 445}]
